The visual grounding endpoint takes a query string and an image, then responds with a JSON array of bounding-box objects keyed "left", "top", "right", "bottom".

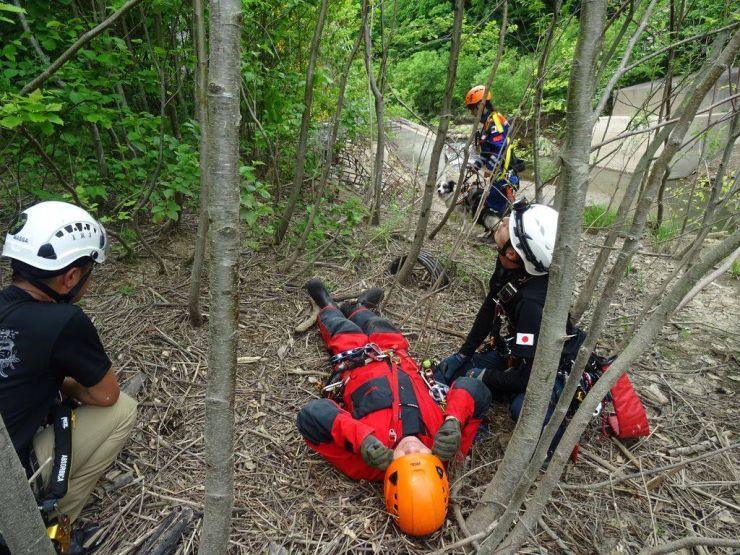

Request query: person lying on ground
[
  {"left": 296, "top": 278, "right": 491, "bottom": 481},
  {"left": 0, "top": 201, "right": 137, "bottom": 554}
]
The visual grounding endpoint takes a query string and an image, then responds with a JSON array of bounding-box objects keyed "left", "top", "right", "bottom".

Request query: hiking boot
[
  {"left": 304, "top": 278, "right": 334, "bottom": 309},
  {"left": 66, "top": 522, "right": 102, "bottom": 555},
  {"left": 340, "top": 287, "right": 384, "bottom": 316},
  {"left": 356, "top": 287, "right": 384, "bottom": 309}
]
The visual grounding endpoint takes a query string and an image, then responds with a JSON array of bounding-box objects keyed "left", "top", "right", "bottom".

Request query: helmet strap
[{"left": 17, "top": 266, "right": 93, "bottom": 304}]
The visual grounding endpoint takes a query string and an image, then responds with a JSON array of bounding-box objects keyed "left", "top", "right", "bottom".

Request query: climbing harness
[
  {"left": 322, "top": 344, "right": 393, "bottom": 403},
  {"left": 329, "top": 343, "right": 390, "bottom": 372}
]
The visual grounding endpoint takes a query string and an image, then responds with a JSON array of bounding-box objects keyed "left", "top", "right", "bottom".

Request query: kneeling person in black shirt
[
  {"left": 0, "top": 201, "right": 137, "bottom": 550},
  {"left": 437, "top": 202, "right": 583, "bottom": 457}
]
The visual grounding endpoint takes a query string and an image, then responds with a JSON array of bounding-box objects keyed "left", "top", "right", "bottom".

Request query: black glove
[
  {"left": 432, "top": 418, "right": 462, "bottom": 462},
  {"left": 360, "top": 435, "right": 393, "bottom": 470},
  {"left": 435, "top": 353, "right": 469, "bottom": 385}
]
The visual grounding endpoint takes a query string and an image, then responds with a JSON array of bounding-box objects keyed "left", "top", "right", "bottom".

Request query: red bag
[{"left": 606, "top": 370, "right": 650, "bottom": 439}]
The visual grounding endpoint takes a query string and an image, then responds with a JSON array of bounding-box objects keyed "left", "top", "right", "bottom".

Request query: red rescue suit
[{"left": 298, "top": 305, "right": 491, "bottom": 481}]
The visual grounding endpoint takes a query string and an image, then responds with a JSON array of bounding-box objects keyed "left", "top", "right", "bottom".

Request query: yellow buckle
[{"left": 47, "top": 514, "right": 71, "bottom": 553}]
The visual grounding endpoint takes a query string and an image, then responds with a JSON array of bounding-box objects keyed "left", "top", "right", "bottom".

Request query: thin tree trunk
[
  {"left": 90, "top": 123, "right": 109, "bottom": 177},
  {"left": 427, "top": 0, "right": 508, "bottom": 240},
  {"left": 273, "top": 0, "right": 329, "bottom": 245},
  {"left": 197, "top": 0, "right": 241, "bottom": 552},
  {"left": 465, "top": 0, "right": 607, "bottom": 543},
  {"left": 500, "top": 229, "right": 740, "bottom": 554},
  {"left": 655, "top": 0, "right": 680, "bottom": 229},
  {"left": 365, "top": 0, "right": 387, "bottom": 225},
  {"left": 282, "top": 4, "right": 367, "bottom": 270},
  {"left": 394, "top": 0, "right": 464, "bottom": 284},
  {"left": 532, "top": 0, "right": 562, "bottom": 202},
  {"left": 519, "top": 33, "right": 740, "bottom": 519},
  {"left": 620, "top": 108, "right": 739, "bottom": 345},
  {"left": 676, "top": 246, "right": 740, "bottom": 312},
  {"left": 188, "top": 0, "right": 209, "bottom": 328},
  {"left": 483, "top": 29, "right": 740, "bottom": 553},
  {"left": 0, "top": 415, "right": 56, "bottom": 554},
  {"left": 154, "top": 11, "right": 183, "bottom": 143}
]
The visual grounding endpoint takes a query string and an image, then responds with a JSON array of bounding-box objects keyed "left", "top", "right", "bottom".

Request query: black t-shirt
[
  {"left": 0, "top": 285, "right": 111, "bottom": 466},
  {"left": 460, "top": 261, "right": 579, "bottom": 363}
]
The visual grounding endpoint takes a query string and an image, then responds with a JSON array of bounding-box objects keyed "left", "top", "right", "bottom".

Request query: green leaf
[
  {"left": 0, "top": 3, "right": 26, "bottom": 14},
  {"left": 0, "top": 115, "right": 23, "bottom": 128},
  {"left": 2, "top": 44, "right": 16, "bottom": 61},
  {"left": 69, "top": 91, "right": 85, "bottom": 105}
]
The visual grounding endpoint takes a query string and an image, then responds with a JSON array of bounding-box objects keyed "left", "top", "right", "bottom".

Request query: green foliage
[
  {"left": 0, "top": 90, "right": 64, "bottom": 134},
  {"left": 650, "top": 217, "right": 681, "bottom": 249},
  {"left": 239, "top": 163, "right": 274, "bottom": 231},
  {"left": 583, "top": 204, "right": 618, "bottom": 232},
  {"left": 728, "top": 260, "right": 740, "bottom": 280}
]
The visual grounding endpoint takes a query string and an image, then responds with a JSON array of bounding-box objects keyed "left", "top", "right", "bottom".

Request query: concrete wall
[{"left": 592, "top": 68, "right": 739, "bottom": 179}]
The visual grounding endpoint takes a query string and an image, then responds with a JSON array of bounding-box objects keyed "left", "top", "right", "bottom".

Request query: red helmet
[
  {"left": 384, "top": 453, "right": 449, "bottom": 536},
  {"left": 465, "top": 85, "right": 492, "bottom": 107}
]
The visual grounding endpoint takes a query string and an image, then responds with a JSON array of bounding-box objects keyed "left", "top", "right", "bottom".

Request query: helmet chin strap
[{"left": 19, "top": 267, "right": 93, "bottom": 304}]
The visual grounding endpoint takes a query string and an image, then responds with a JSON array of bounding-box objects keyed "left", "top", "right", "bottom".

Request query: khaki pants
[{"left": 32, "top": 393, "right": 137, "bottom": 523}]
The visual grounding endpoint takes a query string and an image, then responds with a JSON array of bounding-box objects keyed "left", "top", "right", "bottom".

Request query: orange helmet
[
  {"left": 465, "top": 85, "right": 492, "bottom": 107},
  {"left": 384, "top": 453, "right": 449, "bottom": 536}
]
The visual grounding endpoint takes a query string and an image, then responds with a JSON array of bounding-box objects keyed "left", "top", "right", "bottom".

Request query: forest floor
[{"left": 59, "top": 155, "right": 739, "bottom": 554}]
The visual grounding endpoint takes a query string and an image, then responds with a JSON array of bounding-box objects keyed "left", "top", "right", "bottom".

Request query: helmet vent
[
  {"left": 55, "top": 231, "right": 64, "bottom": 238},
  {"left": 388, "top": 471, "right": 398, "bottom": 486},
  {"left": 436, "top": 466, "right": 444, "bottom": 478},
  {"left": 64, "top": 225, "right": 73, "bottom": 233},
  {"left": 37, "top": 243, "right": 57, "bottom": 260}
]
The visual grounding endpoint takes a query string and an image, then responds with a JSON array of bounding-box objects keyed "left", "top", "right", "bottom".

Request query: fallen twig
[
  {"left": 637, "top": 536, "right": 740, "bottom": 555},
  {"left": 562, "top": 442, "right": 740, "bottom": 490}
]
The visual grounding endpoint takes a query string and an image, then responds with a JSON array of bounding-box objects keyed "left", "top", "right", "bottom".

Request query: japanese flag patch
[{"left": 516, "top": 333, "right": 535, "bottom": 346}]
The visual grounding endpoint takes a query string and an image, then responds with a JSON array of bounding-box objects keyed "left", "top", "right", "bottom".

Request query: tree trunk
[
  {"left": 655, "top": 0, "right": 680, "bottom": 229},
  {"left": 482, "top": 29, "right": 740, "bottom": 553},
  {"left": 500, "top": 228, "right": 740, "bottom": 553},
  {"left": 197, "top": 0, "right": 241, "bottom": 552},
  {"left": 364, "top": 1, "right": 386, "bottom": 226},
  {"left": 282, "top": 4, "right": 367, "bottom": 270},
  {"left": 273, "top": 0, "right": 329, "bottom": 245},
  {"left": 524, "top": 32, "right": 740, "bottom": 512},
  {"left": 394, "top": 0, "right": 465, "bottom": 284},
  {"left": 427, "top": 0, "right": 508, "bottom": 240},
  {"left": 532, "top": 0, "right": 562, "bottom": 203},
  {"left": 0, "top": 415, "right": 56, "bottom": 554},
  {"left": 188, "top": 0, "right": 209, "bottom": 328},
  {"left": 466, "top": 0, "right": 607, "bottom": 542}
]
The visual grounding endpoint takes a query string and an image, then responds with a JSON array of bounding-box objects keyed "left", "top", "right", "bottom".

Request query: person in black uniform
[
  {"left": 0, "top": 201, "right": 137, "bottom": 553},
  {"left": 436, "top": 202, "right": 583, "bottom": 451}
]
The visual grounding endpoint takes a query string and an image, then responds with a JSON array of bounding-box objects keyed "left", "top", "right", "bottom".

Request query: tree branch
[
  {"left": 20, "top": 0, "right": 145, "bottom": 95},
  {"left": 637, "top": 536, "right": 740, "bottom": 555}
]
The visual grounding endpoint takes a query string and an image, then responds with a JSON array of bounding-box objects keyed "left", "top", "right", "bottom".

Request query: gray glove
[
  {"left": 432, "top": 418, "right": 462, "bottom": 462},
  {"left": 360, "top": 435, "right": 393, "bottom": 470}
]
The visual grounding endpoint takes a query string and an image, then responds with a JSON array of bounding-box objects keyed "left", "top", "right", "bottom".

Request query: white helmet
[
  {"left": 2, "top": 201, "right": 108, "bottom": 272},
  {"left": 508, "top": 202, "right": 558, "bottom": 276}
]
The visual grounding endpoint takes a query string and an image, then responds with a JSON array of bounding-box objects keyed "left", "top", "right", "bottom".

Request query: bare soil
[{"left": 70, "top": 165, "right": 738, "bottom": 554}]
